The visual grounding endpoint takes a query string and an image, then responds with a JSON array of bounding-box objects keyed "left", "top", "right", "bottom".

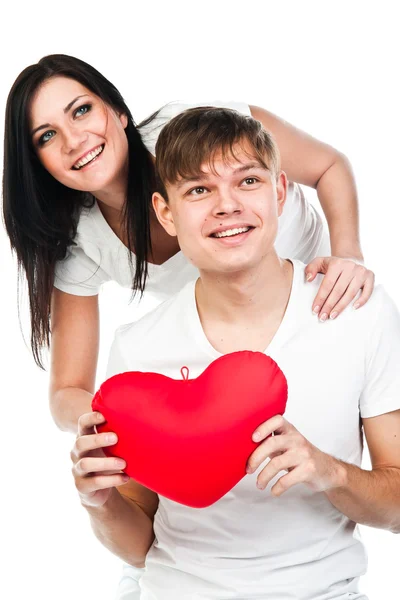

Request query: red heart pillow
[{"left": 92, "top": 351, "right": 287, "bottom": 508}]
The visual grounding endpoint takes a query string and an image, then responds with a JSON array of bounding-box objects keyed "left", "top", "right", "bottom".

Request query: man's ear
[
  {"left": 152, "top": 192, "right": 177, "bottom": 237},
  {"left": 276, "top": 171, "right": 288, "bottom": 217}
]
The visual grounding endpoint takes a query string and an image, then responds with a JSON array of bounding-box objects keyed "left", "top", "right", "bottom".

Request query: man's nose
[{"left": 213, "top": 190, "right": 243, "bottom": 216}]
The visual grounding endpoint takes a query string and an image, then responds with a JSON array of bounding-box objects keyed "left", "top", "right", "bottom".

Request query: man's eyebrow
[
  {"left": 175, "top": 161, "right": 269, "bottom": 188},
  {"left": 175, "top": 174, "right": 210, "bottom": 189},
  {"left": 234, "top": 161, "right": 269, "bottom": 173},
  {"left": 31, "top": 95, "right": 89, "bottom": 136}
]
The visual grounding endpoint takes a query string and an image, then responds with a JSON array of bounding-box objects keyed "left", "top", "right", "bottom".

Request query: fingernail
[
  {"left": 246, "top": 465, "right": 253, "bottom": 474},
  {"left": 319, "top": 313, "right": 328, "bottom": 322},
  {"left": 253, "top": 432, "right": 261, "bottom": 441},
  {"left": 257, "top": 481, "right": 264, "bottom": 490},
  {"left": 116, "top": 459, "right": 126, "bottom": 468},
  {"left": 330, "top": 312, "right": 338, "bottom": 320},
  {"left": 313, "top": 305, "right": 320, "bottom": 314},
  {"left": 122, "top": 474, "right": 130, "bottom": 482},
  {"left": 354, "top": 302, "right": 360, "bottom": 310},
  {"left": 306, "top": 273, "right": 313, "bottom": 281},
  {"left": 107, "top": 433, "right": 117, "bottom": 444}
]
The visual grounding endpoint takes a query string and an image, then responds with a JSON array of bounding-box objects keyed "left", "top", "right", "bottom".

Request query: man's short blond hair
[{"left": 154, "top": 106, "right": 280, "bottom": 198}]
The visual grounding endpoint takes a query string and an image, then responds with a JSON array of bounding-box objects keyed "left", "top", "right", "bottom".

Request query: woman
[{"left": 3, "top": 54, "right": 373, "bottom": 597}]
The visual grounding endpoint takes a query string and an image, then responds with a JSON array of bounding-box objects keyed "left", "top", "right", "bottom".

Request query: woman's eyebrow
[
  {"left": 63, "top": 94, "right": 88, "bottom": 114},
  {"left": 31, "top": 94, "right": 89, "bottom": 136}
]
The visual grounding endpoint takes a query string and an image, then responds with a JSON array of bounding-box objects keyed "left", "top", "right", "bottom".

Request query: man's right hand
[{"left": 71, "top": 411, "right": 129, "bottom": 508}]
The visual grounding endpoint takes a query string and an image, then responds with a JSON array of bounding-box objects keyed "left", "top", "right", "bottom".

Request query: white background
[{"left": 1, "top": 1, "right": 399, "bottom": 598}]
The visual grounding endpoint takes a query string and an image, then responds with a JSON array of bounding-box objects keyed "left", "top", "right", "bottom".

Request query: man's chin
[{"left": 197, "top": 259, "right": 262, "bottom": 277}]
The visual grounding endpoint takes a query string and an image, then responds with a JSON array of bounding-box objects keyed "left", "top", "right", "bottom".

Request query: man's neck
[{"left": 195, "top": 253, "right": 294, "bottom": 354}]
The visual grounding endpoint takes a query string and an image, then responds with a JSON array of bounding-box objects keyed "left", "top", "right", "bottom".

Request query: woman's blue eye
[
  {"left": 74, "top": 104, "right": 91, "bottom": 117},
  {"left": 38, "top": 130, "right": 56, "bottom": 145}
]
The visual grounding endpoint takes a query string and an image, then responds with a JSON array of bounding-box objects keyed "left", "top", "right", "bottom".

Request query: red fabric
[{"left": 92, "top": 351, "right": 288, "bottom": 508}]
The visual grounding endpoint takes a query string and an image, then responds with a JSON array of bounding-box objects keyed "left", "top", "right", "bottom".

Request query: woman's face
[{"left": 30, "top": 76, "right": 129, "bottom": 198}]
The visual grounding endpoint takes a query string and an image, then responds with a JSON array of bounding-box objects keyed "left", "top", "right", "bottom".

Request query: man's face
[{"left": 153, "top": 141, "right": 287, "bottom": 275}]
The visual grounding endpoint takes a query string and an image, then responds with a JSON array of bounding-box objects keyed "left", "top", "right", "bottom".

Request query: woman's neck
[
  {"left": 97, "top": 199, "right": 180, "bottom": 265},
  {"left": 96, "top": 200, "right": 127, "bottom": 244}
]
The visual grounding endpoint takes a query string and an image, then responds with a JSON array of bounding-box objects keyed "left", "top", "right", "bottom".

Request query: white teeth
[
  {"left": 74, "top": 145, "right": 104, "bottom": 169},
  {"left": 214, "top": 226, "right": 250, "bottom": 238}
]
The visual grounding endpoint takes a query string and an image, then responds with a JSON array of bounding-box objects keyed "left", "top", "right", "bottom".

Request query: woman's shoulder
[
  {"left": 139, "top": 100, "right": 251, "bottom": 156},
  {"left": 73, "top": 200, "right": 120, "bottom": 249},
  {"left": 53, "top": 201, "right": 123, "bottom": 295},
  {"left": 141, "top": 99, "right": 251, "bottom": 124}
]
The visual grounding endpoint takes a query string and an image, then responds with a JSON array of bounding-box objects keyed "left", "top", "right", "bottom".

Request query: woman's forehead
[{"left": 30, "top": 76, "right": 93, "bottom": 123}]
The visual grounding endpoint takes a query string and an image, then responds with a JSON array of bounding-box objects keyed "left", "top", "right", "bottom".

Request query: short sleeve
[
  {"left": 106, "top": 329, "right": 130, "bottom": 379},
  {"left": 54, "top": 242, "right": 111, "bottom": 296},
  {"left": 360, "top": 287, "right": 400, "bottom": 418},
  {"left": 139, "top": 100, "right": 252, "bottom": 156}
]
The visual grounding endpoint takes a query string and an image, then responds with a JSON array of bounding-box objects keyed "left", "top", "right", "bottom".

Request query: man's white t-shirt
[
  {"left": 106, "top": 260, "right": 400, "bottom": 600},
  {"left": 53, "top": 101, "right": 327, "bottom": 302}
]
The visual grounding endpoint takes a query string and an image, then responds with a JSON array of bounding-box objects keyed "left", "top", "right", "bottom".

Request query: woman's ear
[
  {"left": 152, "top": 192, "right": 177, "bottom": 237},
  {"left": 119, "top": 112, "right": 128, "bottom": 129}
]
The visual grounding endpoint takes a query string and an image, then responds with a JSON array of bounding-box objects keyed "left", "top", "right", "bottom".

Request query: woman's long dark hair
[{"left": 2, "top": 54, "right": 155, "bottom": 368}]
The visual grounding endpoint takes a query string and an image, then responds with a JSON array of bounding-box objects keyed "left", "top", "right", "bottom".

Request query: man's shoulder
[
  {"left": 292, "top": 260, "right": 398, "bottom": 332},
  {"left": 353, "top": 283, "right": 399, "bottom": 327},
  {"left": 311, "top": 275, "right": 397, "bottom": 333},
  {"left": 115, "top": 280, "right": 196, "bottom": 351}
]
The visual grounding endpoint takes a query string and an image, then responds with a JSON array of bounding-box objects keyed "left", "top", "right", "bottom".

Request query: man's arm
[
  {"left": 324, "top": 409, "right": 400, "bottom": 534},
  {"left": 247, "top": 410, "right": 400, "bottom": 535},
  {"left": 85, "top": 485, "right": 157, "bottom": 567},
  {"left": 250, "top": 105, "right": 362, "bottom": 260},
  {"left": 71, "top": 410, "right": 159, "bottom": 567}
]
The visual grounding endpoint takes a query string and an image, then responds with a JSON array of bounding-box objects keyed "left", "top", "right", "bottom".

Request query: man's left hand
[{"left": 246, "top": 415, "right": 346, "bottom": 496}]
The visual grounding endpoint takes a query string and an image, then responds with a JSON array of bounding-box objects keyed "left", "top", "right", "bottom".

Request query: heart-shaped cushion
[{"left": 92, "top": 351, "right": 287, "bottom": 508}]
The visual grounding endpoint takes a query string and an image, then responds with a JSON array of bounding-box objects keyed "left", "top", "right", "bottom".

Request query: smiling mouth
[
  {"left": 210, "top": 226, "right": 253, "bottom": 238},
  {"left": 72, "top": 144, "right": 105, "bottom": 170}
]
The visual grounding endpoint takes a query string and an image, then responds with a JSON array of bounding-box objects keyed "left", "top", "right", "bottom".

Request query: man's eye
[
  {"left": 74, "top": 104, "right": 91, "bottom": 117},
  {"left": 189, "top": 186, "right": 207, "bottom": 196},
  {"left": 243, "top": 177, "right": 258, "bottom": 185},
  {"left": 38, "top": 130, "right": 56, "bottom": 146}
]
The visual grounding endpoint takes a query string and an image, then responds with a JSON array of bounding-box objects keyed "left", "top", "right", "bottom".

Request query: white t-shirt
[
  {"left": 106, "top": 260, "right": 400, "bottom": 600},
  {"left": 54, "top": 101, "right": 327, "bottom": 301}
]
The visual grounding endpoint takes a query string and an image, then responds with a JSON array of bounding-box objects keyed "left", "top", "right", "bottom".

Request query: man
[{"left": 72, "top": 107, "right": 400, "bottom": 599}]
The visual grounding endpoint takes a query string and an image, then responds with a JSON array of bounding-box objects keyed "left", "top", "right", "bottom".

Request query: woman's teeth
[
  {"left": 73, "top": 145, "right": 104, "bottom": 170},
  {"left": 213, "top": 226, "right": 251, "bottom": 238}
]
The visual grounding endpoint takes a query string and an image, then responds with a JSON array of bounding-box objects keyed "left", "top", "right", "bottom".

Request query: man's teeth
[
  {"left": 74, "top": 145, "right": 104, "bottom": 169},
  {"left": 214, "top": 226, "right": 251, "bottom": 238}
]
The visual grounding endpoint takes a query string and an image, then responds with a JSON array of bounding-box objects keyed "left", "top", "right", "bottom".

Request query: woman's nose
[{"left": 62, "top": 126, "right": 88, "bottom": 153}]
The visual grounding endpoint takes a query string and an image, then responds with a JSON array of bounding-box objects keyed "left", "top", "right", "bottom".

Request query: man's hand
[
  {"left": 305, "top": 256, "right": 374, "bottom": 321},
  {"left": 246, "top": 415, "right": 346, "bottom": 496},
  {"left": 71, "top": 411, "right": 130, "bottom": 508}
]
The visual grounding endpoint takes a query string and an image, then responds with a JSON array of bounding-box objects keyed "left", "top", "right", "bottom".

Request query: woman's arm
[
  {"left": 49, "top": 289, "right": 100, "bottom": 433},
  {"left": 250, "top": 106, "right": 362, "bottom": 260}
]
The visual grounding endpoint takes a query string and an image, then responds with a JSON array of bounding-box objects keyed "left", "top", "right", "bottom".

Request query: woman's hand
[
  {"left": 305, "top": 256, "right": 375, "bottom": 321},
  {"left": 246, "top": 415, "right": 346, "bottom": 496},
  {"left": 71, "top": 411, "right": 129, "bottom": 508}
]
